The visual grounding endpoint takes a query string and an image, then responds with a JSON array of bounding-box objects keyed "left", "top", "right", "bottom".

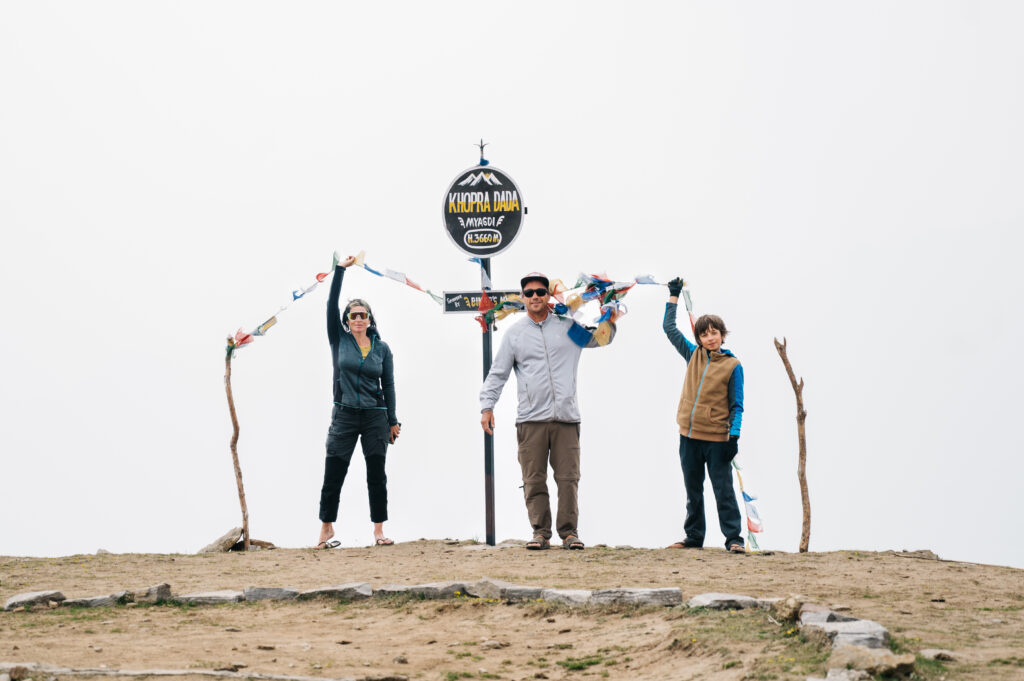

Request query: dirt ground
[{"left": 1, "top": 541, "right": 1022, "bottom": 680}]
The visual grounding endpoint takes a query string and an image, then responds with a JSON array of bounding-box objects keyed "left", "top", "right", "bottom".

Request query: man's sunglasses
[
  {"left": 522, "top": 288, "right": 548, "bottom": 298},
  {"left": 347, "top": 311, "right": 369, "bottom": 321}
]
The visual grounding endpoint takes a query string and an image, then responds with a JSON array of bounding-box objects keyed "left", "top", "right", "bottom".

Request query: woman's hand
[
  {"left": 340, "top": 255, "right": 357, "bottom": 268},
  {"left": 389, "top": 424, "right": 401, "bottom": 443}
]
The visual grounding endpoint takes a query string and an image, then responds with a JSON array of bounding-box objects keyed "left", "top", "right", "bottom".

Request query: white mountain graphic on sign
[{"left": 458, "top": 172, "right": 502, "bottom": 187}]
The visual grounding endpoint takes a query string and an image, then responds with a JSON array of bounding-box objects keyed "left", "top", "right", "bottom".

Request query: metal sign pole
[{"left": 481, "top": 257, "right": 496, "bottom": 546}]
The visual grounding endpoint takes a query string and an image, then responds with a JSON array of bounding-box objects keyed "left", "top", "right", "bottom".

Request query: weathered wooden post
[
  {"left": 774, "top": 337, "right": 810, "bottom": 553},
  {"left": 224, "top": 338, "right": 251, "bottom": 551}
]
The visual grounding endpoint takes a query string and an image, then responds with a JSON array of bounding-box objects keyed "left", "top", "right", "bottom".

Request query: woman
[{"left": 316, "top": 254, "right": 401, "bottom": 548}]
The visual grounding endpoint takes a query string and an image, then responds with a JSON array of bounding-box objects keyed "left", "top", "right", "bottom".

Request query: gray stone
[
  {"left": 243, "top": 587, "right": 298, "bottom": 601},
  {"left": 540, "top": 588, "right": 592, "bottom": 605},
  {"left": 62, "top": 591, "right": 132, "bottom": 608},
  {"left": 4, "top": 591, "right": 65, "bottom": 611},
  {"left": 801, "top": 618, "right": 889, "bottom": 649},
  {"left": 919, "top": 648, "right": 955, "bottom": 661},
  {"left": 767, "top": 595, "right": 802, "bottom": 621},
  {"left": 374, "top": 580, "right": 471, "bottom": 599},
  {"left": 177, "top": 590, "right": 244, "bottom": 605},
  {"left": 589, "top": 587, "right": 682, "bottom": 606},
  {"left": 297, "top": 582, "right": 372, "bottom": 601},
  {"left": 687, "top": 592, "right": 757, "bottom": 610},
  {"left": 828, "top": 645, "right": 914, "bottom": 675},
  {"left": 1, "top": 672, "right": 10, "bottom": 681},
  {"left": 198, "top": 527, "right": 243, "bottom": 553},
  {"left": 800, "top": 609, "right": 858, "bottom": 626},
  {"left": 136, "top": 584, "right": 172, "bottom": 604},
  {"left": 806, "top": 669, "right": 869, "bottom": 681},
  {"left": 96, "top": 549, "right": 111, "bottom": 555},
  {"left": 465, "top": 577, "right": 543, "bottom": 601}
]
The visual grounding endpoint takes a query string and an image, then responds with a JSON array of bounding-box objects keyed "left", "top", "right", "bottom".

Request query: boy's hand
[
  {"left": 667, "top": 277, "right": 684, "bottom": 297},
  {"left": 726, "top": 435, "right": 739, "bottom": 460}
]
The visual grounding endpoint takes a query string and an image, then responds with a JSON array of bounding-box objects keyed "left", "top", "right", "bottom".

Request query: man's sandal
[
  {"left": 728, "top": 543, "right": 746, "bottom": 554},
  {"left": 525, "top": 536, "right": 551, "bottom": 550},
  {"left": 562, "top": 536, "right": 585, "bottom": 550}
]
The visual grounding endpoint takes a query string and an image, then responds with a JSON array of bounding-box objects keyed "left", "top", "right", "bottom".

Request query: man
[{"left": 479, "top": 272, "right": 615, "bottom": 550}]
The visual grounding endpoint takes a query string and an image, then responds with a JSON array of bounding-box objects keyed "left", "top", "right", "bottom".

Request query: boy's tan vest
[{"left": 677, "top": 348, "right": 740, "bottom": 442}]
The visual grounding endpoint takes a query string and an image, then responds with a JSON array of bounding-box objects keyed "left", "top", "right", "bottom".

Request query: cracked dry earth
[{"left": 1, "top": 541, "right": 1022, "bottom": 680}]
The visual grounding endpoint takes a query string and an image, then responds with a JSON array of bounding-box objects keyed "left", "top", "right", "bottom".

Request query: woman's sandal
[
  {"left": 562, "top": 536, "right": 585, "bottom": 551},
  {"left": 374, "top": 537, "right": 394, "bottom": 546},
  {"left": 525, "top": 536, "right": 551, "bottom": 551},
  {"left": 315, "top": 539, "right": 341, "bottom": 550}
]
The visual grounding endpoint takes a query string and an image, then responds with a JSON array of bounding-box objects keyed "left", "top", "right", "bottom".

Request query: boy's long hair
[
  {"left": 342, "top": 298, "right": 381, "bottom": 338},
  {"left": 693, "top": 314, "right": 728, "bottom": 346}
]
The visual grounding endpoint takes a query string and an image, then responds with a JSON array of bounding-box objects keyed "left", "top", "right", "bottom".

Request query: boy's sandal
[
  {"left": 374, "top": 537, "right": 394, "bottom": 546},
  {"left": 562, "top": 536, "right": 585, "bottom": 550},
  {"left": 525, "top": 536, "right": 551, "bottom": 550},
  {"left": 728, "top": 543, "right": 746, "bottom": 554},
  {"left": 668, "top": 541, "right": 702, "bottom": 549},
  {"left": 315, "top": 539, "right": 341, "bottom": 550}
]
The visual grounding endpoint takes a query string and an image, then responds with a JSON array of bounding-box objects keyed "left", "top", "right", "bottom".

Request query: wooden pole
[
  {"left": 224, "top": 340, "right": 250, "bottom": 551},
  {"left": 774, "top": 337, "right": 810, "bottom": 553}
]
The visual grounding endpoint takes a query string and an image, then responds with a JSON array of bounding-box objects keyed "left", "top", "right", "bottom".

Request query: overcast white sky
[{"left": 2, "top": 2, "right": 1022, "bottom": 569}]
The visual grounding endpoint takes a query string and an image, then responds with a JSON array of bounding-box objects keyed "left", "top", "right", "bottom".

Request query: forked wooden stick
[{"left": 774, "top": 337, "right": 810, "bottom": 553}]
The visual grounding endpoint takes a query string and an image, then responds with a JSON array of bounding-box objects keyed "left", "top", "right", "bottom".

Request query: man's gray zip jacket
[
  {"left": 327, "top": 265, "right": 398, "bottom": 426},
  {"left": 479, "top": 313, "right": 615, "bottom": 424}
]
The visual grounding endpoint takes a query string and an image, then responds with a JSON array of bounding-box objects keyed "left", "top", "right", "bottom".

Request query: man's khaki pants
[{"left": 516, "top": 421, "right": 581, "bottom": 541}]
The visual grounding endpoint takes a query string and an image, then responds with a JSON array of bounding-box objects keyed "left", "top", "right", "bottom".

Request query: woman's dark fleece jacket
[{"left": 327, "top": 265, "right": 398, "bottom": 426}]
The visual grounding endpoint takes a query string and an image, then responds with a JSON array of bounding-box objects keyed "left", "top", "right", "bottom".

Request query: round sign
[{"left": 442, "top": 165, "right": 525, "bottom": 257}]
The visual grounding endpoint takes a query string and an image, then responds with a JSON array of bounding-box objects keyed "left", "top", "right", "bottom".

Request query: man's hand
[
  {"left": 481, "top": 410, "right": 495, "bottom": 435},
  {"left": 667, "top": 277, "right": 684, "bottom": 298},
  {"left": 389, "top": 424, "right": 401, "bottom": 444},
  {"left": 726, "top": 435, "right": 739, "bottom": 460}
]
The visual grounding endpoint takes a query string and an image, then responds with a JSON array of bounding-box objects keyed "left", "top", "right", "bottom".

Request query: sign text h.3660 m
[{"left": 442, "top": 166, "right": 525, "bottom": 258}]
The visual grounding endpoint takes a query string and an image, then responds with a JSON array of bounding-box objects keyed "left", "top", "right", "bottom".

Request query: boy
[{"left": 663, "top": 277, "right": 745, "bottom": 553}]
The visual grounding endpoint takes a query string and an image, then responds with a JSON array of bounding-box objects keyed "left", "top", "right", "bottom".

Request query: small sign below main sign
[
  {"left": 443, "top": 165, "right": 525, "bottom": 257},
  {"left": 442, "top": 290, "right": 520, "bottom": 314}
]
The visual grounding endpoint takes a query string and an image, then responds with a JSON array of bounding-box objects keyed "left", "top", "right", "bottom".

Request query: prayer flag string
[{"left": 732, "top": 461, "right": 764, "bottom": 552}]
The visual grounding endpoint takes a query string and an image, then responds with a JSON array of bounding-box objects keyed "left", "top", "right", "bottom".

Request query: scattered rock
[
  {"left": 214, "top": 664, "right": 242, "bottom": 672},
  {"left": 800, "top": 609, "right": 858, "bottom": 626},
  {"left": 3, "top": 591, "right": 66, "bottom": 611},
  {"left": 802, "top": 618, "right": 890, "bottom": 649},
  {"left": 540, "top": 588, "right": 592, "bottom": 605},
  {"left": 589, "top": 587, "right": 682, "bottom": 606},
  {"left": 889, "top": 549, "right": 940, "bottom": 560},
  {"left": 0, "top": 673, "right": 9, "bottom": 681},
  {"left": 466, "top": 577, "right": 543, "bottom": 601},
  {"left": 243, "top": 587, "right": 298, "bottom": 601},
  {"left": 96, "top": 548, "right": 111, "bottom": 555},
  {"left": 374, "top": 581, "right": 471, "bottom": 600},
  {"left": 136, "top": 584, "right": 172, "bottom": 604},
  {"left": 92, "top": 646, "right": 103, "bottom": 653},
  {"left": 807, "top": 669, "right": 870, "bottom": 681},
  {"left": 177, "top": 590, "right": 244, "bottom": 605},
  {"left": 297, "top": 583, "right": 372, "bottom": 602},
  {"left": 224, "top": 627, "right": 242, "bottom": 632},
  {"left": 687, "top": 592, "right": 757, "bottom": 610},
  {"left": 919, "top": 648, "right": 955, "bottom": 661},
  {"left": 9, "top": 667, "right": 28, "bottom": 681},
  {"left": 831, "top": 604, "right": 852, "bottom": 612},
  {"left": 257, "top": 645, "right": 275, "bottom": 651},
  {"left": 481, "top": 640, "right": 508, "bottom": 649},
  {"left": 63, "top": 591, "right": 132, "bottom": 608},
  {"left": 828, "top": 645, "right": 915, "bottom": 675},
  {"left": 198, "top": 527, "right": 243, "bottom": 553},
  {"left": 393, "top": 655, "right": 408, "bottom": 664},
  {"left": 769, "top": 595, "right": 803, "bottom": 621}
]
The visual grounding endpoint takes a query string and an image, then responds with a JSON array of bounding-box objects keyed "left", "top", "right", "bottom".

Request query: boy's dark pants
[
  {"left": 679, "top": 435, "right": 743, "bottom": 548},
  {"left": 319, "top": 406, "right": 389, "bottom": 523}
]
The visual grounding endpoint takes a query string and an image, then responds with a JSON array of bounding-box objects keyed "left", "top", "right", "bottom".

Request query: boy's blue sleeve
[
  {"left": 728, "top": 364, "right": 744, "bottom": 437},
  {"left": 663, "top": 303, "right": 695, "bottom": 362}
]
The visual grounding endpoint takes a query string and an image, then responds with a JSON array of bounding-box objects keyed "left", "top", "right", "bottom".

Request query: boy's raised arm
[{"left": 663, "top": 278, "right": 695, "bottom": 361}]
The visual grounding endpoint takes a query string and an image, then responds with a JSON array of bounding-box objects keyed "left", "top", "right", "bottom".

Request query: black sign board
[
  {"left": 443, "top": 165, "right": 524, "bottom": 257},
  {"left": 442, "top": 290, "right": 520, "bottom": 314}
]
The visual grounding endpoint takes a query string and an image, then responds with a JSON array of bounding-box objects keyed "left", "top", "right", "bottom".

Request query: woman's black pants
[{"left": 319, "top": 406, "right": 389, "bottom": 523}]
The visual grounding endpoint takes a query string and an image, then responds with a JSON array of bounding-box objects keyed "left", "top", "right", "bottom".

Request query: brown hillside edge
[{"left": 2, "top": 542, "right": 1022, "bottom": 680}]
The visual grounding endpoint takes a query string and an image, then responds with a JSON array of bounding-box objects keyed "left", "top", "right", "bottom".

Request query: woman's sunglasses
[
  {"left": 522, "top": 288, "right": 548, "bottom": 298},
  {"left": 347, "top": 311, "right": 369, "bottom": 321}
]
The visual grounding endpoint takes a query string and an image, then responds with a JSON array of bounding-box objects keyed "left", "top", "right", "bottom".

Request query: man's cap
[{"left": 520, "top": 272, "right": 550, "bottom": 290}]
